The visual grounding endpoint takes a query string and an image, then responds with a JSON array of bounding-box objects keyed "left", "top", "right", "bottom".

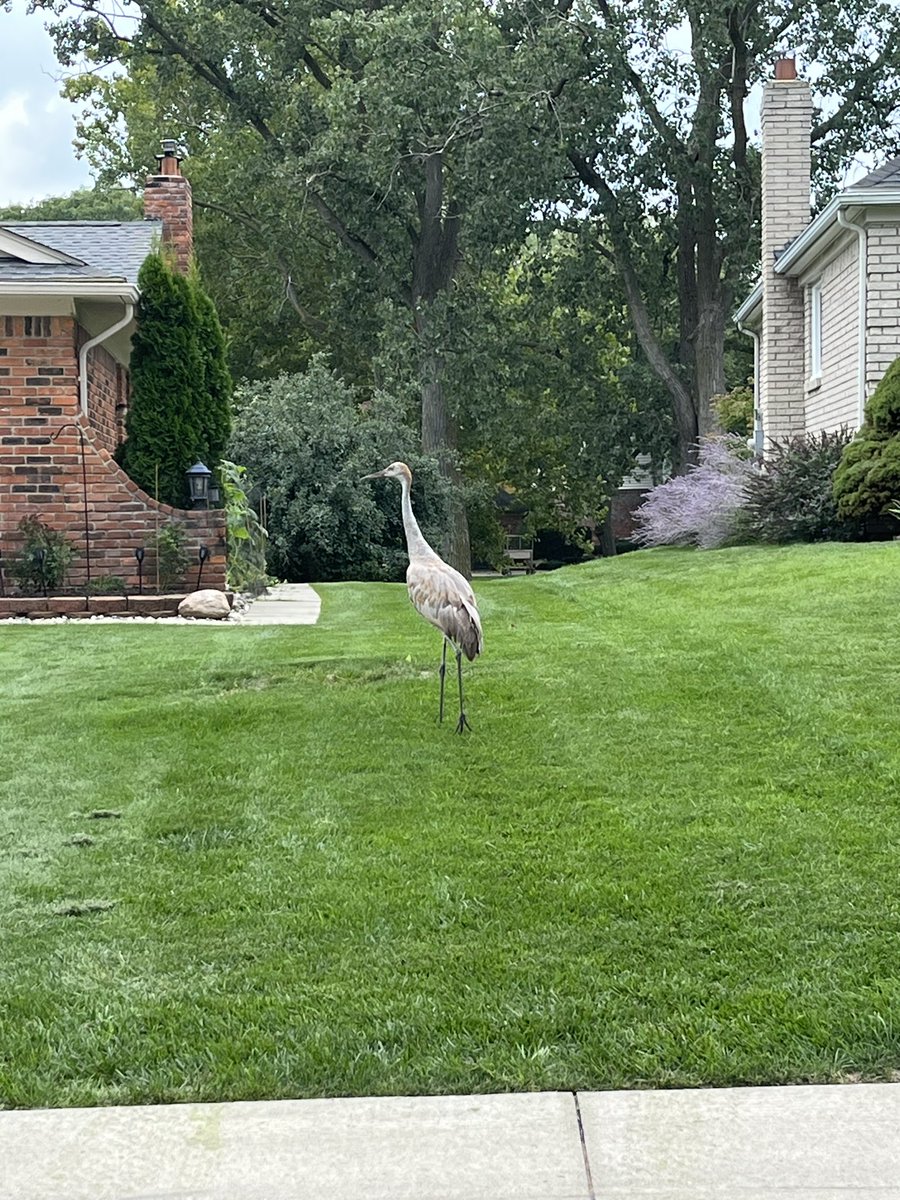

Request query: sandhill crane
[{"left": 361, "top": 462, "right": 483, "bottom": 732}]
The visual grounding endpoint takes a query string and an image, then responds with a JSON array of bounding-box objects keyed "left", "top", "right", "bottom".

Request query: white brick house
[{"left": 734, "top": 59, "right": 900, "bottom": 450}]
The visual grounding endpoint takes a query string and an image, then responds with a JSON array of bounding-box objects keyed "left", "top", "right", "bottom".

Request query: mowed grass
[{"left": 2, "top": 543, "right": 900, "bottom": 1109}]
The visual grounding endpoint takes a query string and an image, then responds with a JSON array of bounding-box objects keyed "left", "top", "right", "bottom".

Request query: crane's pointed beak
[{"left": 360, "top": 470, "right": 386, "bottom": 481}]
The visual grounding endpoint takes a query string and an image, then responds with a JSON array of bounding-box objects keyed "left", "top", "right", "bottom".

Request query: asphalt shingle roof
[
  {"left": 846, "top": 155, "right": 900, "bottom": 191},
  {"left": 0, "top": 220, "right": 163, "bottom": 285}
]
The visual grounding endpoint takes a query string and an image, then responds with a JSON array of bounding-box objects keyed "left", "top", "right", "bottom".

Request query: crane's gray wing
[{"left": 407, "top": 558, "right": 483, "bottom": 661}]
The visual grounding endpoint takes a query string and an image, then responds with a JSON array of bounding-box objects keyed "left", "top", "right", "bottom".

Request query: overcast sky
[{"left": 0, "top": 0, "right": 93, "bottom": 206}]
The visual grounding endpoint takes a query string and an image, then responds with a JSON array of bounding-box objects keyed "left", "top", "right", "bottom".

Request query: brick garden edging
[{"left": 0, "top": 593, "right": 235, "bottom": 619}]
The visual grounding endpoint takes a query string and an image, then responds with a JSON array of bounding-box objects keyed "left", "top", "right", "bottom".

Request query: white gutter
[
  {"left": 734, "top": 280, "right": 762, "bottom": 325},
  {"left": 0, "top": 281, "right": 138, "bottom": 299},
  {"left": 79, "top": 303, "right": 134, "bottom": 417},
  {"left": 774, "top": 188, "right": 900, "bottom": 276},
  {"left": 737, "top": 320, "right": 763, "bottom": 454},
  {"left": 836, "top": 209, "right": 867, "bottom": 426}
]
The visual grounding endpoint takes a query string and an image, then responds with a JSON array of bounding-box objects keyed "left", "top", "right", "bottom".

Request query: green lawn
[{"left": 2, "top": 543, "right": 900, "bottom": 1109}]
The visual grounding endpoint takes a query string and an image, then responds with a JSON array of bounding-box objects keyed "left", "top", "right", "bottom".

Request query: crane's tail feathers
[{"left": 459, "top": 599, "right": 483, "bottom": 661}]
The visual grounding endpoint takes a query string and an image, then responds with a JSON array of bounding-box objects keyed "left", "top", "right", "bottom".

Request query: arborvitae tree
[
  {"left": 190, "top": 269, "right": 232, "bottom": 479},
  {"left": 833, "top": 357, "right": 900, "bottom": 519},
  {"left": 120, "top": 253, "right": 232, "bottom": 506}
]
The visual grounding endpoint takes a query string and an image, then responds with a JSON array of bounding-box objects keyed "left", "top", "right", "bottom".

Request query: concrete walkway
[
  {"left": 235, "top": 582, "right": 321, "bottom": 625},
  {"left": 1, "top": 1083, "right": 899, "bottom": 1199}
]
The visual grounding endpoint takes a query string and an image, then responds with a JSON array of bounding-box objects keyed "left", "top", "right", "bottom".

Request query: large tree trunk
[
  {"left": 411, "top": 152, "right": 471, "bottom": 577},
  {"left": 415, "top": 306, "right": 471, "bottom": 576}
]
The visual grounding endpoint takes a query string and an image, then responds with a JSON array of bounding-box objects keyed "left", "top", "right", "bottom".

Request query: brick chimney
[
  {"left": 759, "top": 57, "right": 812, "bottom": 445},
  {"left": 143, "top": 139, "right": 193, "bottom": 273}
]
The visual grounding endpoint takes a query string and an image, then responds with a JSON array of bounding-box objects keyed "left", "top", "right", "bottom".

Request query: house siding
[
  {"left": 803, "top": 238, "right": 859, "bottom": 433},
  {"left": 865, "top": 223, "right": 900, "bottom": 395}
]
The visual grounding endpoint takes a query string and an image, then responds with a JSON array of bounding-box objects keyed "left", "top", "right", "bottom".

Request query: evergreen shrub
[{"left": 833, "top": 355, "right": 900, "bottom": 518}]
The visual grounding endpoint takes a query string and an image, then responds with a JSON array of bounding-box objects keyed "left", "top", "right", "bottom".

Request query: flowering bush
[{"left": 633, "top": 436, "right": 755, "bottom": 550}]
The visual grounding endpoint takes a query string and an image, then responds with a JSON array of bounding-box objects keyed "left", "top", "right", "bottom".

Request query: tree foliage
[
  {"left": 229, "top": 357, "right": 450, "bottom": 581},
  {"left": 42, "top": 0, "right": 562, "bottom": 573},
  {"left": 0, "top": 186, "right": 141, "bottom": 223},
  {"left": 504, "top": 0, "right": 900, "bottom": 469},
  {"left": 833, "top": 356, "right": 900, "bottom": 518},
  {"left": 121, "top": 252, "right": 231, "bottom": 506}
]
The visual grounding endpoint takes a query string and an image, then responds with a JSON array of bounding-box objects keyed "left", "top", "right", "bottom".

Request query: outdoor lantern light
[
  {"left": 186, "top": 462, "right": 212, "bottom": 508},
  {"left": 134, "top": 546, "right": 146, "bottom": 594}
]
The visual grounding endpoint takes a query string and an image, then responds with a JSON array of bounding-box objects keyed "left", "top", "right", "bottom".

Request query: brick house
[
  {"left": 735, "top": 59, "right": 900, "bottom": 449},
  {"left": 0, "top": 144, "right": 226, "bottom": 597}
]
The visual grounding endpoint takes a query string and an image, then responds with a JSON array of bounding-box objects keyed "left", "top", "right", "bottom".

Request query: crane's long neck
[{"left": 399, "top": 474, "right": 436, "bottom": 560}]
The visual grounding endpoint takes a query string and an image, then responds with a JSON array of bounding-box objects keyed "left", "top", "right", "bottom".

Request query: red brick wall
[
  {"left": 610, "top": 489, "right": 650, "bottom": 541},
  {"left": 0, "top": 314, "right": 225, "bottom": 595},
  {"left": 143, "top": 173, "right": 193, "bottom": 272},
  {"left": 77, "top": 327, "right": 128, "bottom": 455}
]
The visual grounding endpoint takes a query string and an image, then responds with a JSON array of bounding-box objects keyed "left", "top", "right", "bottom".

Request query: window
[{"left": 809, "top": 282, "right": 822, "bottom": 380}]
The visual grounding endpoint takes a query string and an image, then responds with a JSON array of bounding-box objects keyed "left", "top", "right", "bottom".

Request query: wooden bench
[{"left": 503, "top": 535, "right": 535, "bottom": 574}]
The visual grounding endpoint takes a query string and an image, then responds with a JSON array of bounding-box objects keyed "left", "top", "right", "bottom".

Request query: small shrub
[
  {"left": 88, "top": 575, "right": 127, "bottom": 596},
  {"left": 149, "top": 522, "right": 189, "bottom": 591},
  {"left": 833, "top": 355, "right": 900, "bottom": 518},
  {"left": 712, "top": 381, "right": 754, "bottom": 439},
  {"left": 633, "top": 436, "right": 755, "bottom": 550},
  {"left": 10, "top": 516, "right": 74, "bottom": 593},
  {"left": 737, "top": 429, "right": 863, "bottom": 544}
]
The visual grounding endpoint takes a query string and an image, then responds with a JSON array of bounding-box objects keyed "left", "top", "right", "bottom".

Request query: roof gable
[
  {"left": 0, "top": 220, "right": 163, "bottom": 286},
  {"left": 0, "top": 227, "right": 85, "bottom": 266}
]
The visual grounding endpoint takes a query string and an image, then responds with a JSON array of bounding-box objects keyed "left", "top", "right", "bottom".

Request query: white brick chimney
[{"left": 760, "top": 58, "right": 812, "bottom": 445}]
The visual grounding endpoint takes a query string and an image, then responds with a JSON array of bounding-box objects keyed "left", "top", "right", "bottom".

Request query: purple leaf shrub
[{"left": 633, "top": 436, "right": 756, "bottom": 550}]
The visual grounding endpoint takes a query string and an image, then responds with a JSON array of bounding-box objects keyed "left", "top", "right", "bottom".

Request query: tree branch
[
  {"left": 811, "top": 33, "right": 900, "bottom": 143},
  {"left": 568, "top": 150, "right": 697, "bottom": 458}
]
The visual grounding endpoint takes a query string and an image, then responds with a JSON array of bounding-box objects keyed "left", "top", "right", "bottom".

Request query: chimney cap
[
  {"left": 774, "top": 56, "right": 798, "bottom": 80},
  {"left": 155, "top": 137, "right": 185, "bottom": 177}
]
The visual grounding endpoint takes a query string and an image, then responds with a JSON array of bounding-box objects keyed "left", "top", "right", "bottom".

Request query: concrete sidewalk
[
  {"left": 235, "top": 582, "right": 321, "bottom": 626},
  {"left": 2, "top": 1083, "right": 899, "bottom": 1199}
]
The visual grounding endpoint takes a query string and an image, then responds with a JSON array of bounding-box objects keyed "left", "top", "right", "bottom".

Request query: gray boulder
[{"left": 178, "top": 589, "right": 232, "bottom": 620}]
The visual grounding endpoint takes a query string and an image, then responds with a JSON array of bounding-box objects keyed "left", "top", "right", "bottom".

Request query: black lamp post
[
  {"left": 196, "top": 545, "right": 210, "bottom": 590},
  {"left": 35, "top": 547, "right": 47, "bottom": 597},
  {"left": 186, "top": 462, "right": 212, "bottom": 509},
  {"left": 134, "top": 546, "right": 146, "bottom": 594}
]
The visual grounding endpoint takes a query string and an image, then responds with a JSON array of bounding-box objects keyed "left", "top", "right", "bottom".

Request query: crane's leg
[
  {"left": 438, "top": 637, "right": 448, "bottom": 724},
  {"left": 455, "top": 646, "right": 472, "bottom": 734}
]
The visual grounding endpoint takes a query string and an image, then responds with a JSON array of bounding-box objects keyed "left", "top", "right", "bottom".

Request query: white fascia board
[
  {"left": 733, "top": 280, "right": 762, "bottom": 325},
  {"left": 774, "top": 189, "right": 900, "bottom": 276},
  {"left": 0, "top": 228, "right": 85, "bottom": 265},
  {"left": 0, "top": 281, "right": 138, "bottom": 302}
]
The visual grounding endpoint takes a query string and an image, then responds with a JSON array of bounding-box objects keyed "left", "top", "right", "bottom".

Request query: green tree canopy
[{"left": 230, "top": 356, "right": 449, "bottom": 581}]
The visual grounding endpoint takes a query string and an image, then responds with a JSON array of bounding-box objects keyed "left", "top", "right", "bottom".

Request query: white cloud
[{"left": 0, "top": 1, "right": 93, "bottom": 206}]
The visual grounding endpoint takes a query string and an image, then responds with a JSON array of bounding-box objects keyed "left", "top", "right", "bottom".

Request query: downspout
[
  {"left": 737, "top": 320, "right": 763, "bottom": 455},
  {"left": 836, "top": 209, "right": 867, "bottom": 426},
  {"left": 78, "top": 302, "right": 135, "bottom": 418}
]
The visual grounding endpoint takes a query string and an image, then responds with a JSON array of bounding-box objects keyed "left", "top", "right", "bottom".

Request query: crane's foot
[{"left": 455, "top": 712, "right": 472, "bottom": 734}]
